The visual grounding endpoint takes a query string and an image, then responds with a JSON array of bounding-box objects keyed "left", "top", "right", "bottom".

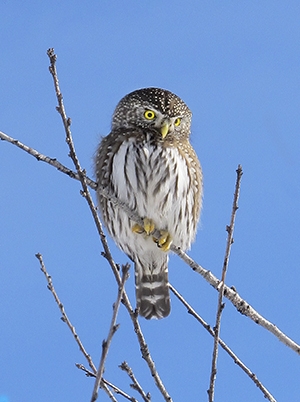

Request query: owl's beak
[{"left": 160, "top": 121, "right": 170, "bottom": 138}]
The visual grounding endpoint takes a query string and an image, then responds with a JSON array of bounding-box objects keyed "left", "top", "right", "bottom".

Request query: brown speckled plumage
[{"left": 95, "top": 88, "right": 202, "bottom": 319}]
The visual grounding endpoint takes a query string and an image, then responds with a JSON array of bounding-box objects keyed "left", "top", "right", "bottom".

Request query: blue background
[{"left": 1, "top": 2, "right": 300, "bottom": 401}]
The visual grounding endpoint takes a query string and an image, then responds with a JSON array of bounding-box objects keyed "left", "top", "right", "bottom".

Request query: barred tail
[{"left": 135, "top": 256, "right": 170, "bottom": 319}]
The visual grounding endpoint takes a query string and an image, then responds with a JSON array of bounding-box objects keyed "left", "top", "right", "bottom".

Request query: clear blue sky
[{"left": 1, "top": 2, "right": 300, "bottom": 401}]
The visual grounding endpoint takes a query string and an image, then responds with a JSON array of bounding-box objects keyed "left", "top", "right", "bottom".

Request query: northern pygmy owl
[{"left": 95, "top": 88, "right": 202, "bottom": 319}]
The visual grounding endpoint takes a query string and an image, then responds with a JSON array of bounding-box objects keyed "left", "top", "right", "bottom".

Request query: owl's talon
[
  {"left": 153, "top": 230, "right": 172, "bottom": 251},
  {"left": 132, "top": 223, "right": 144, "bottom": 234},
  {"left": 132, "top": 218, "right": 155, "bottom": 236},
  {"left": 143, "top": 218, "right": 155, "bottom": 235}
]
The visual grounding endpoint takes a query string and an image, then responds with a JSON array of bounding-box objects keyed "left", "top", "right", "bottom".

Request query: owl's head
[{"left": 112, "top": 88, "right": 192, "bottom": 139}]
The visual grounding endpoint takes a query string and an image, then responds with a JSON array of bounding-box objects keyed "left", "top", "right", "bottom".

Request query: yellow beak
[{"left": 160, "top": 122, "right": 169, "bottom": 138}]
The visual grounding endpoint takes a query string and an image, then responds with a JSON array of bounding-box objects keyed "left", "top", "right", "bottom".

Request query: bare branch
[
  {"left": 46, "top": 48, "right": 172, "bottom": 401},
  {"left": 76, "top": 364, "right": 139, "bottom": 401},
  {"left": 99, "top": 382, "right": 118, "bottom": 402},
  {"left": 0, "top": 130, "right": 95, "bottom": 185},
  {"left": 91, "top": 264, "right": 130, "bottom": 402},
  {"left": 120, "top": 361, "right": 151, "bottom": 402},
  {"left": 76, "top": 363, "right": 96, "bottom": 378},
  {"left": 36, "top": 253, "right": 131, "bottom": 401},
  {"left": 172, "top": 244, "right": 300, "bottom": 354},
  {"left": 104, "top": 378, "right": 139, "bottom": 402},
  {"left": 35, "top": 253, "right": 97, "bottom": 373},
  {"left": 208, "top": 165, "right": 243, "bottom": 402},
  {"left": 169, "top": 284, "right": 277, "bottom": 402}
]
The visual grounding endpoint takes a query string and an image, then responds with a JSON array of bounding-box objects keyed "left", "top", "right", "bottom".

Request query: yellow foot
[
  {"left": 132, "top": 218, "right": 155, "bottom": 235},
  {"left": 153, "top": 230, "right": 173, "bottom": 251},
  {"left": 132, "top": 219, "right": 172, "bottom": 251}
]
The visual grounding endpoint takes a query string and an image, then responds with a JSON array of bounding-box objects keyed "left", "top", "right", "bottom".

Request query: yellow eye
[
  {"left": 144, "top": 110, "right": 156, "bottom": 120},
  {"left": 174, "top": 117, "right": 181, "bottom": 126}
]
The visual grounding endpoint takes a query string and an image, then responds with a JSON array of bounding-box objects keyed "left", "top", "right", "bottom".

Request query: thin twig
[
  {"left": 35, "top": 253, "right": 97, "bottom": 373},
  {"left": 100, "top": 382, "right": 118, "bottom": 402},
  {"left": 36, "top": 253, "right": 129, "bottom": 401},
  {"left": 46, "top": 48, "right": 172, "bottom": 402},
  {"left": 120, "top": 361, "right": 151, "bottom": 402},
  {"left": 76, "top": 364, "right": 139, "bottom": 402},
  {"left": 91, "top": 264, "right": 130, "bottom": 402},
  {"left": 103, "top": 378, "right": 139, "bottom": 402},
  {"left": 76, "top": 364, "right": 96, "bottom": 377},
  {"left": 208, "top": 165, "right": 243, "bottom": 402},
  {"left": 2, "top": 128, "right": 300, "bottom": 355},
  {"left": 0, "top": 130, "right": 96, "bottom": 186},
  {"left": 169, "top": 286, "right": 276, "bottom": 402}
]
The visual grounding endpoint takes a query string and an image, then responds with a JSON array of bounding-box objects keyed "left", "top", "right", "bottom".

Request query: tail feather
[{"left": 135, "top": 256, "right": 170, "bottom": 319}]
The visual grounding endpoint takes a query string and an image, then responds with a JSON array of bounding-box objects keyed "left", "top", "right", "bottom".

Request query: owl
[{"left": 95, "top": 88, "right": 202, "bottom": 319}]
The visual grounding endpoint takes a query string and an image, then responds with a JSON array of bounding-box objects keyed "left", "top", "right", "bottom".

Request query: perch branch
[
  {"left": 2, "top": 128, "right": 299, "bottom": 356},
  {"left": 1, "top": 127, "right": 299, "bottom": 355}
]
